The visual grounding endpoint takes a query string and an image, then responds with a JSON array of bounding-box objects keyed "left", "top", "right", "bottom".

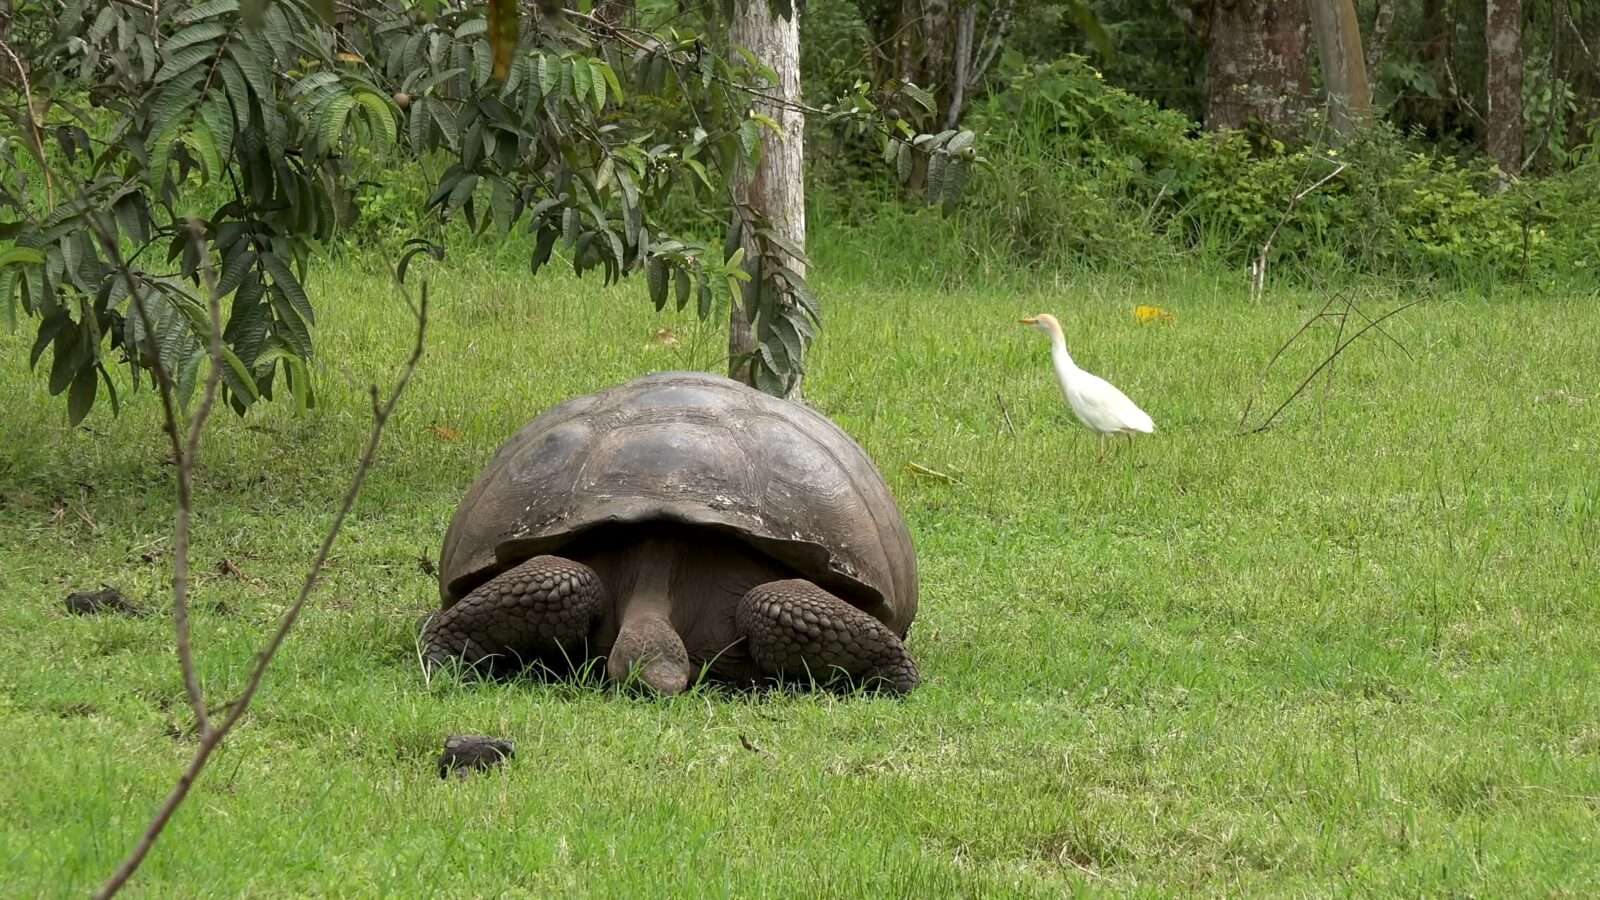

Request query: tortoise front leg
[
  {"left": 734, "top": 579, "right": 919, "bottom": 695},
  {"left": 422, "top": 556, "right": 605, "bottom": 676}
]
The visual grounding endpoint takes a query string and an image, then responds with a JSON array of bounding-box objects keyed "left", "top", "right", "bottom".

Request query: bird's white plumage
[{"left": 1021, "top": 313, "right": 1154, "bottom": 440}]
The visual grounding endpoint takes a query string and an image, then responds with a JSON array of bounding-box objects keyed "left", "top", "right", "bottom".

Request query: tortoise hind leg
[
  {"left": 422, "top": 556, "right": 605, "bottom": 676},
  {"left": 735, "top": 579, "right": 919, "bottom": 695}
]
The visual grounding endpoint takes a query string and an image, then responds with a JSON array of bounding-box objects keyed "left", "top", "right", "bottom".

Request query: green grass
[{"left": 3, "top": 250, "right": 1599, "bottom": 897}]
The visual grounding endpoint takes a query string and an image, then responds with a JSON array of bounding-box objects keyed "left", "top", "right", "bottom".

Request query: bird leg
[
  {"left": 735, "top": 579, "right": 919, "bottom": 695},
  {"left": 421, "top": 555, "right": 605, "bottom": 677}
]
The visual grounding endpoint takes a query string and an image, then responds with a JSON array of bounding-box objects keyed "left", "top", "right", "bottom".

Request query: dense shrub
[{"left": 813, "top": 54, "right": 1599, "bottom": 289}]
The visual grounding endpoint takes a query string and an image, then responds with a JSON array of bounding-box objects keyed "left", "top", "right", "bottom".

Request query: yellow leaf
[
  {"left": 1134, "top": 304, "right": 1174, "bottom": 325},
  {"left": 427, "top": 424, "right": 463, "bottom": 442}
]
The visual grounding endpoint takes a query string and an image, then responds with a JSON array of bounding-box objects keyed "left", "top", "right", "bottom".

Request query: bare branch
[
  {"left": 93, "top": 273, "right": 429, "bottom": 899},
  {"left": 1240, "top": 297, "right": 1425, "bottom": 435},
  {"left": 1251, "top": 161, "right": 1347, "bottom": 301},
  {"left": 968, "top": 0, "right": 1015, "bottom": 93},
  {"left": 173, "top": 218, "right": 228, "bottom": 735},
  {"left": 0, "top": 35, "right": 52, "bottom": 204},
  {"left": 76, "top": 212, "right": 217, "bottom": 737}
]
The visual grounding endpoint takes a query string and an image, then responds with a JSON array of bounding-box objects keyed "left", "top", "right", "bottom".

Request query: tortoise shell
[{"left": 437, "top": 371, "right": 917, "bottom": 634}]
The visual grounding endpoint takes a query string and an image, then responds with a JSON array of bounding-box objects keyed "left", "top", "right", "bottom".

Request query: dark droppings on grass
[
  {"left": 437, "top": 734, "right": 516, "bottom": 779},
  {"left": 63, "top": 586, "right": 148, "bottom": 618}
]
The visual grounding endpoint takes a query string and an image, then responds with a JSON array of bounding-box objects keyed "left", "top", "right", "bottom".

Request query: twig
[
  {"left": 969, "top": 0, "right": 1016, "bottom": 93},
  {"left": 1236, "top": 293, "right": 1339, "bottom": 430},
  {"left": 1251, "top": 161, "right": 1347, "bottom": 301},
  {"left": 171, "top": 218, "right": 227, "bottom": 733},
  {"left": 1241, "top": 297, "right": 1424, "bottom": 435},
  {"left": 996, "top": 391, "right": 1016, "bottom": 436},
  {"left": 93, "top": 285, "right": 428, "bottom": 900},
  {"left": 83, "top": 215, "right": 212, "bottom": 735},
  {"left": 0, "top": 36, "right": 52, "bottom": 206},
  {"left": 1442, "top": 56, "right": 1486, "bottom": 126}
]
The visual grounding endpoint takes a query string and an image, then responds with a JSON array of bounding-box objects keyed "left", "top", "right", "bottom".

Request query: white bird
[{"left": 1019, "top": 313, "right": 1154, "bottom": 459}]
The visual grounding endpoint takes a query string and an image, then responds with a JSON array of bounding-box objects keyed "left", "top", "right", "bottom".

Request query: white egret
[{"left": 1019, "top": 313, "right": 1154, "bottom": 459}]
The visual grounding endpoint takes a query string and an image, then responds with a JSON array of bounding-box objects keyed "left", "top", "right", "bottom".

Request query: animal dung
[
  {"left": 437, "top": 734, "right": 516, "bottom": 779},
  {"left": 63, "top": 586, "right": 148, "bottom": 618}
]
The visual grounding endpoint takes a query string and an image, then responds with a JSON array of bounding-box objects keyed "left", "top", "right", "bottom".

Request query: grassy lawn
[{"left": 2, "top": 250, "right": 1598, "bottom": 897}]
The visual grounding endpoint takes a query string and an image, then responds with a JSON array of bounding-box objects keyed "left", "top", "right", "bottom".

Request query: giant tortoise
[{"left": 420, "top": 371, "right": 920, "bottom": 695}]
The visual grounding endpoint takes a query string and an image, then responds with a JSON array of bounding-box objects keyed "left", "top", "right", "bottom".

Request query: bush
[{"left": 813, "top": 54, "right": 1599, "bottom": 289}]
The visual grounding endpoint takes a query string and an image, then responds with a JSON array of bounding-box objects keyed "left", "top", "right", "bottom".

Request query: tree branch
[
  {"left": 967, "top": 0, "right": 1014, "bottom": 93},
  {"left": 91, "top": 255, "right": 428, "bottom": 899}
]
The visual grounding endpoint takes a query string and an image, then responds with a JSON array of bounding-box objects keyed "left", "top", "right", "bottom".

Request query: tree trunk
[
  {"left": 1485, "top": 0, "right": 1524, "bottom": 172},
  {"left": 1307, "top": 0, "right": 1373, "bottom": 138},
  {"left": 1202, "top": 0, "right": 1316, "bottom": 137},
  {"left": 728, "top": 0, "right": 806, "bottom": 398}
]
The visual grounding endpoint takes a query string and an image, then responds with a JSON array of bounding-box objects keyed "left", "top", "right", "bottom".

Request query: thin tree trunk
[
  {"left": 1485, "top": 0, "right": 1524, "bottom": 172},
  {"left": 1203, "top": 0, "right": 1316, "bottom": 137},
  {"left": 1366, "top": 0, "right": 1396, "bottom": 76},
  {"left": 945, "top": 4, "right": 976, "bottom": 129},
  {"left": 728, "top": 0, "right": 806, "bottom": 398},
  {"left": 1307, "top": 0, "right": 1373, "bottom": 138}
]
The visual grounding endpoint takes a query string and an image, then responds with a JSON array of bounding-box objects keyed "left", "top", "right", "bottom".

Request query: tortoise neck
[{"left": 621, "top": 535, "right": 682, "bottom": 619}]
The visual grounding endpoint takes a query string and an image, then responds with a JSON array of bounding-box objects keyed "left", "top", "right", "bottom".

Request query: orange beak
[{"left": 1018, "top": 316, "right": 1038, "bottom": 325}]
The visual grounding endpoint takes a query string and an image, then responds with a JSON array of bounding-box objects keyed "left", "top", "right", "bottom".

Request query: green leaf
[
  {"left": 597, "top": 59, "right": 624, "bottom": 105},
  {"left": 216, "top": 247, "right": 256, "bottom": 298},
  {"left": 927, "top": 150, "right": 949, "bottom": 207},
  {"left": 739, "top": 118, "right": 761, "bottom": 163},
  {"left": 537, "top": 54, "right": 559, "bottom": 98},
  {"left": 269, "top": 287, "right": 313, "bottom": 358},
  {"left": 530, "top": 225, "right": 559, "bottom": 275},
  {"left": 224, "top": 274, "right": 270, "bottom": 364},
  {"left": 697, "top": 277, "right": 713, "bottom": 320},
  {"left": 352, "top": 90, "right": 397, "bottom": 145},
  {"left": 149, "top": 65, "right": 209, "bottom": 151},
  {"left": 218, "top": 346, "right": 262, "bottom": 403},
  {"left": 154, "top": 41, "right": 220, "bottom": 83},
  {"left": 228, "top": 42, "right": 274, "bottom": 105},
  {"left": 319, "top": 91, "right": 356, "bottom": 152},
  {"left": 176, "top": 0, "right": 240, "bottom": 25},
  {"left": 901, "top": 82, "right": 935, "bottom": 114},
  {"left": 589, "top": 59, "right": 608, "bottom": 111},
  {"left": 490, "top": 178, "right": 516, "bottom": 234},
  {"left": 67, "top": 362, "right": 98, "bottom": 426},
  {"left": 261, "top": 252, "right": 314, "bottom": 325},
  {"left": 165, "top": 22, "right": 230, "bottom": 55},
  {"left": 199, "top": 98, "right": 236, "bottom": 168},
  {"left": 217, "top": 56, "right": 252, "bottom": 129},
  {"left": 646, "top": 256, "right": 668, "bottom": 310},
  {"left": 570, "top": 58, "right": 592, "bottom": 106},
  {"left": 185, "top": 119, "right": 224, "bottom": 182},
  {"left": 673, "top": 264, "right": 690, "bottom": 310},
  {"left": 0, "top": 247, "right": 45, "bottom": 269}
]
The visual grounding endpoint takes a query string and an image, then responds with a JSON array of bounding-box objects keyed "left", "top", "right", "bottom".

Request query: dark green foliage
[
  {"left": 1, "top": 0, "right": 971, "bottom": 424},
  {"left": 836, "top": 54, "right": 1600, "bottom": 286}
]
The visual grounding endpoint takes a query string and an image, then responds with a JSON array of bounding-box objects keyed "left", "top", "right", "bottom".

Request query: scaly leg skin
[
  {"left": 422, "top": 556, "right": 605, "bottom": 676},
  {"left": 735, "top": 579, "right": 919, "bottom": 695}
]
